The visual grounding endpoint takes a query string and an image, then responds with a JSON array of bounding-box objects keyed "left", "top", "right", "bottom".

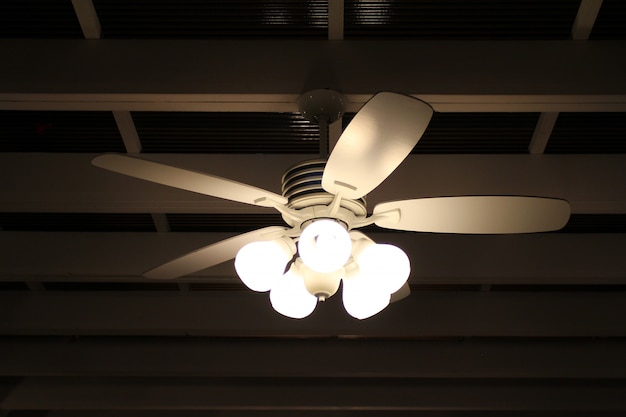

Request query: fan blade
[
  {"left": 374, "top": 196, "right": 570, "bottom": 234},
  {"left": 144, "top": 226, "right": 289, "bottom": 279},
  {"left": 92, "top": 154, "right": 287, "bottom": 207},
  {"left": 390, "top": 282, "right": 411, "bottom": 303},
  {"left": 322, "top": 92, "right": 433, "bottom": 199}
]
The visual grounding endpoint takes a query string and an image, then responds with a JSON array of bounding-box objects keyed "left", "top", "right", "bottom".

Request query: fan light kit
[{"left": 92, "top": 90, "right": 571, "bottom": 320}]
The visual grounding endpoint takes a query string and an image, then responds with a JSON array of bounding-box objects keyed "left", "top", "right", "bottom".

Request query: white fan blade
[
  {"left": 374, "top": 196, "right": 570, "bottom": 234},
  {"left": 93, "top": 154, "right": 287, "bottom": 207},
  {"left": 322, "top": 92, "right": 433, "bottom": 199},
  {"left": 144, "top": 226, "right": 289, "bottom": 279},
  {"left": 390, "top": 282, "right": 411, "bottom": 303}
]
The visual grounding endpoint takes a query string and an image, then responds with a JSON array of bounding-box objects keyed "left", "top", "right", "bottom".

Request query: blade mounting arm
[{"left": 350, "top": 208, "right": 401, "bottom": 230}]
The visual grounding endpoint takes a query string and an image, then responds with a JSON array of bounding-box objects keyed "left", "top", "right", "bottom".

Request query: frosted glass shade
[
  {"left": 301, "top": 263, "right": 343, "bottom": 301},
  {"left": 342, "top": 263, "right": 390, "bottom": 320},
  {"left": 298, "top": 219, "right": 352, "bottom": 273},
  {"left": 354, "top": 240, "right": 411, "bottom": 294},
  {"left": 234, "top": 239, "right": 294, "bottom": 292},
  {"left": 270, "top": 263, "right": 318, "bottom": 319}
]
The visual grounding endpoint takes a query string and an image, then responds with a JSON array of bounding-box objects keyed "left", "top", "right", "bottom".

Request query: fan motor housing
[{"left": 281, "top": 159, "right": 367, "bottom": 226}]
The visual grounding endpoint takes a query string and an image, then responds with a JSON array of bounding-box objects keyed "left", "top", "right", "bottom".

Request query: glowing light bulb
[
  {"left": 270, "top": 263, "right": 318, "bottom": 319},
  {"left": 342, "top": 263, "right": 390, "bottom": 320},
  {"left": 298, "top": 219, "right": 352, "bottom": 273},
  {"left": 234, "top": 238, "right": 294, "bottom": 292},
  {"left": 354, "top": 240, "right": 410, "bottom": 295}
]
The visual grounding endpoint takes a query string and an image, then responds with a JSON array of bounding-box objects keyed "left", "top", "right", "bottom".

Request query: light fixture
[
  {"left": 270, "top": 262, "right": 318, "bottom": 319},
  {"left": 352, "top": 238, "right": 411, "bottom": 295},
  {"left": 342, "top": 262, "right": 391, "bottom": 319},
  {"left": 298, "top": 219, "right": 352, "bottom": 273},
  {"left": 95, "top": 91, "right": 570, "bottom": 322},
  {"left": 234, "top": 238, "right": 295, "bottom": 292},
  {"left": 234, "top": 226, "right": 410, "bottom": 320}
]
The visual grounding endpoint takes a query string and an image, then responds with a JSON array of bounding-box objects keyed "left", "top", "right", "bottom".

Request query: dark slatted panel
[
  {"left": 0, "top": 282, "right": 30, "bottom": 291},
  {"left": 190, "top": 282, "right": 248, "bottom": 291},
  {"left": 167, "top": 213, "right": 286, "bottom": 233},
  {"left": 168, "top": 214, "right": 626, "bottom": 234},
  {"left": 411, "top": 284, "right": 482, "bottom": 292},
  {"left": 559, "top": 214, "right": 626, "bottom": 233},
  {"left": 94, "top": 0, "right": 327, "bottom": 39},
  {"left": 134, "top": 112, "right": 320, "bottom": 154},
  {"left": 0, "top": 111, "right": 125, "bottom": 152},
  {"left": 590, "top": 0, "right": 626, "bottom": 40},
  {"left": 0, "top": 0, "right": 83, "bottom": 38},
  {"left": 343, "top": 112, "right": 538, "bottom": 154},
  {"left": 0, "top": 213, "right": 156, "bottom": 232},
  {"left": 492, "top": 284, "right": 626, "bottom": 292},
  {"left": 345, "top": 0, "right": 580, "bottom": 39},
  {"left": 43, "top": 282, "right": 180, "bottom": 291},
  {"left": 546, "top": 113, "right": 626, "bottom": 154},
  {"left": 415, "top": 113, "right": 538, "bottom": 153}
]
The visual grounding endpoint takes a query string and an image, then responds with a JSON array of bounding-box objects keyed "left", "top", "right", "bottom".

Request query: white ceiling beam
[
  {"left": 1, "top": 232, "right": 625, "bottom": 285},
  {"left": 2, "top": 337, "right": 624, "bottom": 379},
  {"left": 150, "top": 213, "right": 170, "bottom": 232},
  {"left": 112, "top": 112, "right": 170, "bottom": 233},
  {"left": 0, "top": 290, "right": 625, "bottom": 337},
  {"left": 528, "top": 112, "right": 559, "bottom": 154},
  {"left": 112, "top": 111, "right": 142, "bottom": 153},
  {"left": 526, "top": 2, "right": 603, "bottom": 158},
  {"left": 71, "top": 0, "right": 101, "bottom": 40},
  {"left": 328, "top": 0, "right": 344, "bottom": 40},
  {"left": 111, "top": 112, "right": 172, "bottom": 234},
  {"left": 572, "top": 0, "right": 604, "bottom": 40},
  {"left": 0, "top": 154, "right": 624, "bottom": 214},
  {"left": 1, "top": 40, "right": 625, "bottom": 110},
  {"left": 3, "top": 93, "right": 626, "bottom": 112}
]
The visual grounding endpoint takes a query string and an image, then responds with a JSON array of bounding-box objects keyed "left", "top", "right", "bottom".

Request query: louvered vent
[
  {"left": 42, "top": 282, "right": 180, "bottom": 291},
  {"left": 94, "top": 0, "right": 327, "bottom": 38},
  {"left": 134, "top": 112, "right": 320, "bottom": 154},
  {"left": 0, "top": 0, "right": 83, "bottom": 38},
  {"left": 0, "top": 282, "right": 30, "bottom": 291},
  {"left": 167, "top": 213, "right": 286, "bottom": 233},
  {"left": 559, "top": 214, "right": 626, "bottom": 233},
  {"left": 343, "top": 112, "right": 539, "bottom": 153},
  {"left": 491, "top": 284, "right": 626, "bottom": 292},
  {"left": 164, "top": 213, "right": 626, "bottom": 234},
  {"left": 0, "top": 111, "right": 125, "bottom": 152},
  {"left": 0, "top": 213, "right": 156, "bottom": 232},
  {"left": 416, "top": 113, "right": 539, "bottom": 153},
  {"left": 190, "top": 282, "right": 248, "bottom": 291},
  {"left": 590, "top": 0, "right": 626, "bottom": 39},
  {"left": 344, "top": 0, "right": 579, "bottom": 39},
  {"left": 411, "top": 285, "right": 482, "bottom": 292},
  {"left": 546, "top": 113, "right": 626, "bottom": 153}
]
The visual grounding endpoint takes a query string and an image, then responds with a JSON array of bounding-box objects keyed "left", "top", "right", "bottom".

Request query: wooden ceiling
[{"left": 0, "top": 1, "right": 625, "bottom": 415}]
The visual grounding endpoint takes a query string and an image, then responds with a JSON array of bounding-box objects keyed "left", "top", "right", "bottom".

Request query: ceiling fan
[{"left": 92, "top": 91, "right": 570, "bottom": 320}]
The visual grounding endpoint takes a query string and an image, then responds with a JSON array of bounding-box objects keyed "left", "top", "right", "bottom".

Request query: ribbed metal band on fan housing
[{"left": 281, "top": 159, "right": 367, "bottom": 216}]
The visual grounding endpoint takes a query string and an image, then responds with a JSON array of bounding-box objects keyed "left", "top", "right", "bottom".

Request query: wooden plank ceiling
[{"left": 0, "top": 0, "right": 626, "bottom": 416}]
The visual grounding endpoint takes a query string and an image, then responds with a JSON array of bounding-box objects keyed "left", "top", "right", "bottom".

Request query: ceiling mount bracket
[{"left": 297, "top": 89, "right": 345, "bottom": 124}]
